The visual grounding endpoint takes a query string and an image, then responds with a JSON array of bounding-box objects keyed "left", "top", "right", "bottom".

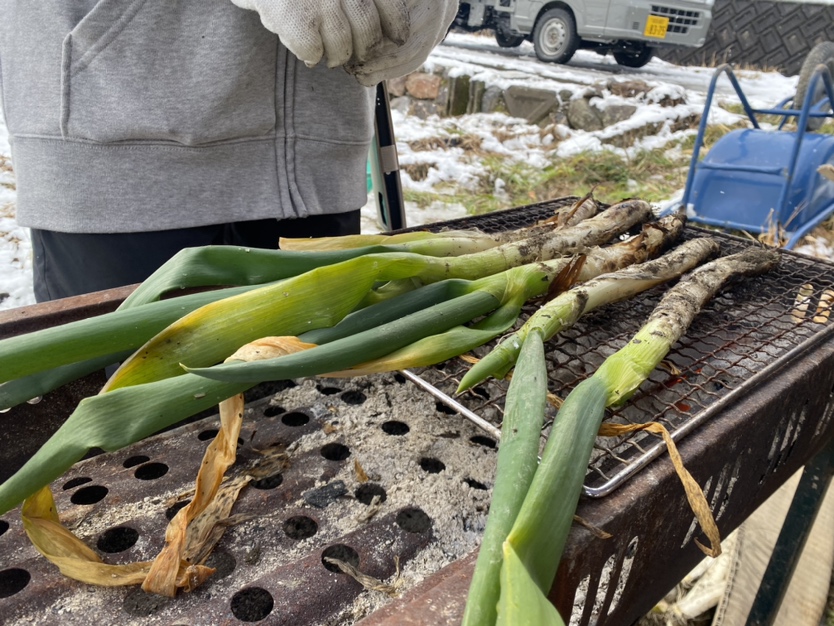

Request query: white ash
[
  {"left": 8, "top": 372, "right": 500, "bottom": 626},
  {"left": 249, "top": 374, "right": 498, "bottom": 622}
]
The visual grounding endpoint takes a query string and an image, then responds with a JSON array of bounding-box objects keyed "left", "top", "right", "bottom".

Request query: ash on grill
[{"left": 0, "top": 373, "right": 498, "bottom": 625}]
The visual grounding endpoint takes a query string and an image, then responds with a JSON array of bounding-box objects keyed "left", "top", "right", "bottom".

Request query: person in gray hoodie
[{"left": 0, "top": 0, "right": 456, "bottom": 301}]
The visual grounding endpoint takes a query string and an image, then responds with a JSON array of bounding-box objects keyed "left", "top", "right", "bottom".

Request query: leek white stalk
[
  {"left": 326, "top": 212, "right": 687, "bottom": 376},
  {"left": 458, "top": 237, "right": 721, "bottom": 392},
  {"left": 278, "top": 229, "right": 501, "bottom": 252}
]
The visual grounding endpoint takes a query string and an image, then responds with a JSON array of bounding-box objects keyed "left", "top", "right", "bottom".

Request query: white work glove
[
  {"left": 230, "top": 0, "right": 408, "bottom": 69},
  {"left": 347, "top": 0, "right": 457, "bottom": 86},
  {"left": 230, "top": 0, "right": 457, "bottom": 85}
]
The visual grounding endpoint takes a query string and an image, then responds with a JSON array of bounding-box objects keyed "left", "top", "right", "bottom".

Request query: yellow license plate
[{"left": 644, "top": 15, "right": 669, "bottom": 38}]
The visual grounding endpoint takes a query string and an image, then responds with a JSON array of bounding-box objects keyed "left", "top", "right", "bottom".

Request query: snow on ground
[
  {"left": 0, "top": 34, "right": 817, "bottom": 311},
  {"left": 0, "top": 117, "right": 31, "bottom": 311}
]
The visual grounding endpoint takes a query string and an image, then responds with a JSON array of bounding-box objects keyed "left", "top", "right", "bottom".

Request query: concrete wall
[{"left": 658, "top": 0, "right": 834, "bottom": 76}]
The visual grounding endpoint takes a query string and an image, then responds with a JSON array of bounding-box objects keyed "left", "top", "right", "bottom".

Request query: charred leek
[
  {"left": 458, "top": 236, "right": 721, "bottom": 392},
  {"left": 467, "top": 246, "right": 780, "bottom": 626}
]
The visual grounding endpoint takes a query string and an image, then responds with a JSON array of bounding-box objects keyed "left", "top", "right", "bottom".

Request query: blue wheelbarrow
[{"left": 679, "top": 43, "right": 834, "bottom": 249}]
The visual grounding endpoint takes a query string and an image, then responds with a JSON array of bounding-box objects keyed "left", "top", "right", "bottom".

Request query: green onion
[
  {"left": 462, "top": 328, "right": 549, "bottom": 626},
  {"left": 479, "top": 246, "right": 779, "bottom": 625},
  {"left": 0, "top": 284, "right": 260, "bottom": 387},
  {"left": 0, "top": 199, "right": 653, "bottom": 516},
  {"left": 335, "top": 212, "right": 687, "bottom": 376}
]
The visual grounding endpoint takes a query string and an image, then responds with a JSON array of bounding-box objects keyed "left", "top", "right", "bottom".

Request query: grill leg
[{"left": 745, "top": 441, "right": 834, "bottom": 626}]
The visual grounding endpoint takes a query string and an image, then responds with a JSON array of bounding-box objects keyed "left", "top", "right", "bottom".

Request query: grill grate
[{"left": 408, "top": 200, "right": 834, "bottom": 497}]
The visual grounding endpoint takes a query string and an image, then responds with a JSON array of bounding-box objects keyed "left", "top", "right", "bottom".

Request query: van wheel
[
  {"left": 495, "top": 29, "right": 525, "bottom": 48},
  {"left": 533, "top": 8, "right": 579, "bottom": 64},
  {"left": 613, "top": 45, "right": 655, "bottom": 68},
  {"left": 795, "top": 41, "right": 834, "bottom": 131}
]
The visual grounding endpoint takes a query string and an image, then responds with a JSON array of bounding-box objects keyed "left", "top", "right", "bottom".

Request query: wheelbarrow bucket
[
  {"left": 679, "top": 61, "right": 834, "bottom": 249},
  {"left": 687, "top": 128, "right": 834, "bottom": 244}
]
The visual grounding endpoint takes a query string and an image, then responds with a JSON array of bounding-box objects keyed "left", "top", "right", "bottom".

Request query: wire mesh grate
[{"left": 407, "top": 200, "right": 834, "bottom": 497}]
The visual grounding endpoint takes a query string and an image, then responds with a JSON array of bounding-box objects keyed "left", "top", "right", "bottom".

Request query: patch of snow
[{"left": 795, "top": 235, "right": 834, "bottom": 259}]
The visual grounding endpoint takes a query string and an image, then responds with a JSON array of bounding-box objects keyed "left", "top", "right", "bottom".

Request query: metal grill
[
  {"left": 3, "top": 200, "right": 834, "bottom": 626},
  {"left": 407, "top": 200, "right": 834, "bottom": 497},
  {"left": 356, "top": 201, "right": 834, "bottom": 626}
]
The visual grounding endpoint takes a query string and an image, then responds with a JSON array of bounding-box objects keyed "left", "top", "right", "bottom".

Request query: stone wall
[{"left": 386, "top": 71, "right": 688, "bottom": 136}]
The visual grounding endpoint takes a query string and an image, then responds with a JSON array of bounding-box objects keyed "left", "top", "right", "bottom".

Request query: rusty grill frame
[
  {"left": 1, "top": 200, "right": 834, "bottom": 626},
  {"left": 0, "top": 384, "right": 446, "bottom": 626}
]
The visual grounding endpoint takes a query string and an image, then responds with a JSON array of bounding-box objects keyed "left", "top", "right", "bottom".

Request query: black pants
[{"left": 32, "top": 212, "right": 361, "bottom": 302}]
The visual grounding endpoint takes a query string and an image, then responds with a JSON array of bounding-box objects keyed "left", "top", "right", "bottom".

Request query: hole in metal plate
[
  {"left": 70, "top": 484, "right": 108, "bottom": 505},
  {"left": 283, "top": 515, "right": 318, "bottom": 540},
  {"left": 0, "top": 568, "right": 30, "bottom": 598},
  {"left": 381, "top": 420, "right": 409, "bottom": 436},
  {"left": 420, "top": 458, "right": 445, "bottom": 474},
  {"left": 230, "top": 587, "right": 274, "bottom": 622},
  {"left": 97, "top": 526, "right": 140, "bottom": 553},
  {"left": 281, "top": 411, "right": 310, "bottom": 427},
  {"left": 134, "top": 462, "right": 169, "bottom": 481},
  {"left": 321, "top": 544, "right": 360, "bottom": 573},
  {"left": 355, "top": 483, "right": 388, "bottom": 505},
  {"left": 321, "top": 443, "right": 351, "bottom": 461},
  {"left": 396, "top": 508, "right": 432, "bottom": 534},
  {"left": 62, "top": 476, "right": 93, "bottom": 490}
]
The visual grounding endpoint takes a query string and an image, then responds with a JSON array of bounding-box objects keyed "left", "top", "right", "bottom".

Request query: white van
[{"left": 454, "top": 0, "right": 714, "bottom": 67}]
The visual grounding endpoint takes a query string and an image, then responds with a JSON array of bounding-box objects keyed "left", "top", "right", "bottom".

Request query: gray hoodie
[{"left": 0, "top": 0, "right": 375, "bottom": 233}]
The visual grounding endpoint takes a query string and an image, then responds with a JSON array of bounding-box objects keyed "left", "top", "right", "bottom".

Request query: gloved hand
[
  {"left": 230, "top": 0, "right": 412, "bottom": 69},
  {"left": 347, "top": 0, "right": 457, "bottom": 86},
  {"left": 230, "top": 0, "right": 457, "bottom": 85}
]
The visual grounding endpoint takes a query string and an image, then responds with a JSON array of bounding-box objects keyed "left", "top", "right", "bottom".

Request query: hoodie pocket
[{"left": 62, "top": 0, "right": 277, "bottom": 146}]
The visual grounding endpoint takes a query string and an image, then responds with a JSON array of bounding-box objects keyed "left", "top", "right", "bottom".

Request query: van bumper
[{"left": 603, "top": 0, "right": 713, "bottom": 48}]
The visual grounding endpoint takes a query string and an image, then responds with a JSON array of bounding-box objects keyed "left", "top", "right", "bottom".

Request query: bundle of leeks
[
  {"left": 0, "top": 198, "right": 671, "bottom": 517},
  {"left": 0, "top": 197, "right": 693, "bottom": 597},
  {"left": 461, "top": 246, "right": 781, "bottom": 626}
]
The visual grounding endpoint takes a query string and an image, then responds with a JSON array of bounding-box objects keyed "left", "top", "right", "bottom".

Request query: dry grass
[
  {"left": 690, "top": 50, "right": 781, "bottom": 74},
  {"left": 0, "top": 155, "right": 15, "bottom": 194},
  {"left": 402, "top": 163, "right": 432, "bottom": 182},
  {"left": 397, "top": 98, "right": 776, "bottom": 216}
]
